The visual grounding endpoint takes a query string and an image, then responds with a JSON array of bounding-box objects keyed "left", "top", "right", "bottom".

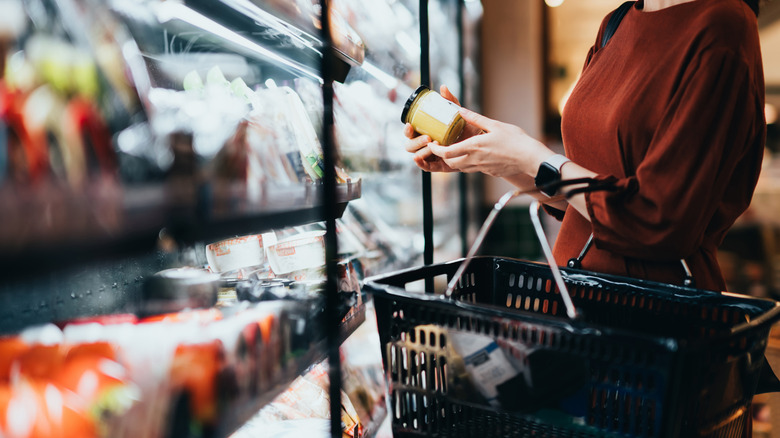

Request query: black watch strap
[{"left": 534, "top": 154, "right": 571, "bottom": 196}]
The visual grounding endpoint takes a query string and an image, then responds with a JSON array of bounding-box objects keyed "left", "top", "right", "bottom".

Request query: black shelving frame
[
  {"left": 457, "top": 0, "right": 470, "bottom": 258},
  {"left": 317, "top": 1, "right": 344, "bottom": 438},
  {"left": 420, "top": 0, "right": 435, "bottom": 294}
]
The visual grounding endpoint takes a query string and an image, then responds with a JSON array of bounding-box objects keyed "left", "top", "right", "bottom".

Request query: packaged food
[
  {"left": 206, "top": 234, "right": 265, "bottom": 274},
  {"left": 142, "top": 268, "right": 220, "bottom": 316},
  {"left": 266, "top": 230, "right": 326, "bottom": 277},
  {"left": 447, "top": 331, "right": 521, "bottom": 409},
  {"left": 55, "top": 345, "right": 140, "bottom": 436},
  {"left": 0, "top": 379, "right": 97, "bottom": 438}
]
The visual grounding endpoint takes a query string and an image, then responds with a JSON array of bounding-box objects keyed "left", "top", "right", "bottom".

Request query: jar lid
[{"left": 400, "top": 84, "right": 430, "bottom": 123}]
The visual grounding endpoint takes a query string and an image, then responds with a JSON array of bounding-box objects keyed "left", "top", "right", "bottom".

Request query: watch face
[{"left": 535, "top": 162, "right": 560, "bottom": 196}]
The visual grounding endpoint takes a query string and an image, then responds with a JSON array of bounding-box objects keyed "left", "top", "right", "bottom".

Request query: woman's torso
[{"left": 556, "top": 0, "right": 765, "bottom": 291}]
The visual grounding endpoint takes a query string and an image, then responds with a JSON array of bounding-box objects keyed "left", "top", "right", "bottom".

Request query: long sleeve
[{"left": 586, "top": 47, "right": 764, "bottom": 260}]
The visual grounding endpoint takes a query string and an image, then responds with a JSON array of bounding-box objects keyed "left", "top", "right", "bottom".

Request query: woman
[{"left": 405, "top": 0, "right": 765, "bottom": 293}]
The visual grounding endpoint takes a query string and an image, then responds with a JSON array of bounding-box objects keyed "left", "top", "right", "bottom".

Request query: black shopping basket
[{"left": 364, "top": 199, "right": 780, "bottom": 438}]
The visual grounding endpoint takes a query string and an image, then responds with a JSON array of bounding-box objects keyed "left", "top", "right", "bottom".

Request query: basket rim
[{"left": 364, "top": 256, "right": 780, "bottom": 342}]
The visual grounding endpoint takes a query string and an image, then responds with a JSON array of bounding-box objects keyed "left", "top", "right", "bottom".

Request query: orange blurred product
[
  {"left": 62, "top": 314, "right": 138, "bottom": 328},
  {"left": 0, "top": 336, "right": 30, "bottom": 382},
  {"left": 15, "top": 344, "right": 63, "bottom": 380},
  {"left": 168, "top": 339, "right": 227, "bottom": 430},
  {"left": 1, "top": 379, "right": 97, "bottom": 438},
  {"left": 0, "top": 84, "right": 48, "bottom": 183},
  {"left": 54, "top": 350, "right": 139, "bottom": 437},
  {"left": 255, "top": 311, "right": 284, "bottom": 389},
  {"left": 63, "top": 342, "right": 117, "bottom": 362},
  {"left": 0, "top": 384, "right": 10, "bottom": 432}
]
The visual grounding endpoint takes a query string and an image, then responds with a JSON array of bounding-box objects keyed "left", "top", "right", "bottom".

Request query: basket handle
[
  {"left": 567, "top": 232, "right": 696, "bottom": 288},
  {"left": 529, "top": 200, "right": 579, "bottom": 319},
  {"left": 444, "top": 177, "right": 615, "bottom": 303}
]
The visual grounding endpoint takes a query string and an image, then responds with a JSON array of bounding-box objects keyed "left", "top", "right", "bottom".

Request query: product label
[
  {"left": 449, "top": 331, "right": 520, "bottom": 408},
  {"left": 422, "top": 93, "right": 459, "bottom": 125},
  {"left": 268, "top": 234, "right": 325, "bottom": 274}
]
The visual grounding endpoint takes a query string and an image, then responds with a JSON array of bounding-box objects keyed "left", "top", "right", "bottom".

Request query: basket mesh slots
[{"left": 366, "top": 257, "right": 780, "bottom": 438}]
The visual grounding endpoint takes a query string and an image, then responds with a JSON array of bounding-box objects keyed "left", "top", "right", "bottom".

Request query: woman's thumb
[{"left": 458, "top": 107, "right": 493, "bottom": 132}]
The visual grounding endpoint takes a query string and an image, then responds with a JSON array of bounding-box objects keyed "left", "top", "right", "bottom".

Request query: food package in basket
[
  {"left": 396, "top": 324, "right": 512, "bottom": 409},
  {"left": 402, "top": 323, "right": 590, "bottom": 414}
]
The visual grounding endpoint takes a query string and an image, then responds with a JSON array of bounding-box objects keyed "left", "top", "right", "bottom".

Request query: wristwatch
[{"left": 534, "top": 154, "right": 571, "bottom": 197}]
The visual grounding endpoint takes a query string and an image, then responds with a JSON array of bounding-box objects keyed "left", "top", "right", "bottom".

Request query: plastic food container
[
  {"left": 206, "top": 234, "right": 265, "bottom": 274},
  {"left": 401, "top": 85, "right": 466, "bottom": 146},
  {"left": 266, "top": 231, "right": 326, "bottom": 276},
  {"left": 142, "top": 267, "right": 220, "bottom": 316}
]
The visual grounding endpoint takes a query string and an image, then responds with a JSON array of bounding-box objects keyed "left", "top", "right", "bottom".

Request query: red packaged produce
[
  {"left": 0, "top": 380, "right": 96, "bottom": 438},
  {"left": 15, "top": 345, "right": 62, "bottom": 381},
  {"left": 55, "top": 349, "right": 139, "bottom": 436},
  {"left": 0, "top": 337, "right": 30, "bottom": 382}
]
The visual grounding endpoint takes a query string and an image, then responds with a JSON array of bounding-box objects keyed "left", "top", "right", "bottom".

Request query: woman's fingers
[
  {"left": 458, "top": 107, "right": 498, "bottom": 133},
  {"left": 404, "top": 123, "right": 420, "bottom": 139},
  {"left": 427, "top": 143, "right": 470, "bottom": 171},
  {"left": 413, "top": 155, "right": 432, "bottom": 171},
  {"left": 405, "top": 134, "right": 431, "bottom": 153},
  {"left": 414, "top": 144, "right": 435, "bottom": 161},
  {"left": 429, "top": 141, "right": 472, "bottom": 160},
  {"left": 439, "top": 85, "right": 461, "bottom": 106}
]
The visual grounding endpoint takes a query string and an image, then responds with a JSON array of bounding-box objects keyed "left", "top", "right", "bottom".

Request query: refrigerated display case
[{"left": 0, "top": 0, "right": 481, "bottom": 436}]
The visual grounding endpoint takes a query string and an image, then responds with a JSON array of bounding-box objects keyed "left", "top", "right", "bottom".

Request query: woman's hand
[
  {"left": 404, "top": 85, "right": 482, "bottom": 173},
  {"left": 426, "top": 107, "right": 555, "bottom": 178},
  {"left": 403, "top": 127, "right": 459, "bottom": 172},
  {"left": 438, "top": 85, "right": 483, "bottom": 140}
]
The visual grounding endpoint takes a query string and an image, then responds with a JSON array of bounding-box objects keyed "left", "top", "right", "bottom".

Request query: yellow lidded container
[{"left": 401, "top": 85, "right": 466, "bottom": 146}]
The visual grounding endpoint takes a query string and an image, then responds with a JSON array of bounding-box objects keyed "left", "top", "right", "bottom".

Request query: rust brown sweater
[{"left": 556, "top": 0, "right": 766, "bottom": 291}]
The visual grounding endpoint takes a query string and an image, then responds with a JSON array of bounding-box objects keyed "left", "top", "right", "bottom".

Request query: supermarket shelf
[
  {"left": 0, "top": 179, "right": 361, "bottom": 279},
  {"left": 216, "top": 301, "right": 367, "bottom": 438},
  {"left": 169, "top": 178, "right": 362, "bottom": 244},
  {"left": 114, "top": 0, "right": 358, "bottom": 85},
  {"left": 0, "top": 289, "right": 367, "bottom": 437},
  {"left": 185, "top": 0, "right": 363, "bottom": 79}
]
